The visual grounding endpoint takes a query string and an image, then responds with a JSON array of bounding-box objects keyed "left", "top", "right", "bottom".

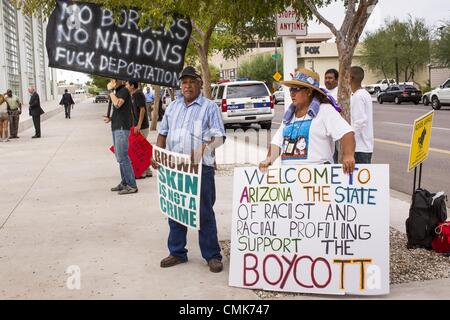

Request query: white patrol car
[{"left": 211, "top": 80, "right": 274, "bottom": 129}]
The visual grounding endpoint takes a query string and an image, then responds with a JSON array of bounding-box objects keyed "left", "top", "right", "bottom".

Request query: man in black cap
[{"left": 155, "top": 66, "right": 226, "bottom": 273}]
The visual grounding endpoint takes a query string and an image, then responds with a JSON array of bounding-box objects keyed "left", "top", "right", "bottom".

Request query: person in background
[
  {"left": 350, "top": 66, "right": 374, "bottom": 164},
  {"left": 4, "top": 89, "right": 22, "bottom": 139},
  {"left": 104, "top": 79, "right": 138, "bottom": 195},
  {"left": 324, "top": 69, "right": 340, "bottom": 163},
  {"left": 324, "top": 68, "right": 339, "bottom": 100},
  {"left": 0, "top": 94, "right": 9, "bottom": 142},
  {"left": 28, "top": 87, "right": 44, "bottom": 139},
  {"left": 60, "top": 89, "right": 75, "bottom": 119},
  {"left": 126, "top": 80, "right": 153, "bottom": 178},
  {"left": 144, "top": 87, "right": 155, "bottom": 122}
]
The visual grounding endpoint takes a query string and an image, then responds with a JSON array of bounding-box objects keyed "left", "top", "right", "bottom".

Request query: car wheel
[
  {"left": 377, "top": 96, "right": 383, "bottom": 104},
  {"left": 431, "top": 97, "right": 441, "bottom": 110},
  {"left": 395, "top": 97, "right": 401, "bottom": 104},
  {"left": 423, "top": 96, "right": 429, "bottom": 106},
  {"left": 414, "top": 100, "right": 419, "bottom": 105},
  {"left": 374, "top": 87, "right": 381, "bottom": 94},
  {"left": 260, "top": 122, "right": 272, "bottom": 130}
]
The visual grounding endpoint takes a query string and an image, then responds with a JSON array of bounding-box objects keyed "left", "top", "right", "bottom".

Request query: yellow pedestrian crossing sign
[
  {"left": 273, "top": 72, "right": 282, "bottom": 82},
  {"left": 408, "top": 111, "right": 434, "bottom": 172}
]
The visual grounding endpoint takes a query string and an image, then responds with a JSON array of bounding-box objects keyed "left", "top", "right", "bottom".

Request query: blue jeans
[
  {"left": 167, "top": 165, "right": 222, "bottom": 262},
  {"left": 112, "top": 130, "right": 136, "bottom": 188},
  {"left": 355, "top": 152, "right": 372, "bottom": 164}
]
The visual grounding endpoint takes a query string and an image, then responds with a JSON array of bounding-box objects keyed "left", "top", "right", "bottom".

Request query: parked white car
[
  {"left": 364, "top": 79, "right": 396, "bottom": 94},
  {"left": 428, "top": 78, "right": 450, "bottom": 110},
  {"left": 212, "top": 80, "right": 274, "bottom": 129},
  {"left": 273, "top": 86, "right": 285, "bottom": 104}
]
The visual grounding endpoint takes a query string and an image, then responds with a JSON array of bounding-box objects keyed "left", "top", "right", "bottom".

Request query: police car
[{"left": 211, "top": 80, "right": 274, "bottom": 129}]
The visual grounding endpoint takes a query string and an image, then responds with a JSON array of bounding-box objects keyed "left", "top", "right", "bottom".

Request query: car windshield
[
  {"left": 399, "top": 85, "right": 417, "bottom": 90},
  {"left": 226, "top": 83, "right": 269, "bottom": 99},
  {"left": 98, "top": 91, "right": 107, "bottom": 95},
  {"left": 376, "top": 80, "right": 383, "bottom": 84}
]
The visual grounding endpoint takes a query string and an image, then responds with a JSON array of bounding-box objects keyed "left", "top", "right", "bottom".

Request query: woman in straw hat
[{"left": 259, "top": 67, "right": 355, "bottom": 174}]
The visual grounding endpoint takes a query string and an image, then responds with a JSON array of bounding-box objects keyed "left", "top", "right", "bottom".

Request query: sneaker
[
  {"left": 118, "top": 185, "right": 138, "bottom": 195},
  {"left": 207, "top": 258, "right": 223, "bottom": 273},
  {"left": 110, "top": 184, "right": 125, "bottom": 192},
  {"left": 160, "top": 255, "right": 187, "bottom": 268},
  {"left": 146, "top": 168, "right": 153, "bottom": 177}
]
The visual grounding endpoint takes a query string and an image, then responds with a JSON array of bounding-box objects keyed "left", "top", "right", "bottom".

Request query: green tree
[
  {"left": 433, "top": 22, "right": 450, "bottom": 67},
  {"left": 90, "top": 75, "right": 110, "bottom": 90},
  {"left": 238, "top": 53, "right": 283, "bottom": 89},
  {"left": 361, "top": 29, "right": 396, "bottom": 80},
  {"left": 209, "top": 64, "right": 220, "bottom": 83},
  {"left": 361, "top": 17, "right": 431, "bottom": 84}
]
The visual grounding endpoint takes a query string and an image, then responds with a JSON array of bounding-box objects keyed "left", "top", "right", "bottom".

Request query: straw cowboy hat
[
  {"left": 0, "top": 94, "right": 4, "bottom": 105},
  {"left": 280, "top": 67, "right": 327, "bottom": 97}
]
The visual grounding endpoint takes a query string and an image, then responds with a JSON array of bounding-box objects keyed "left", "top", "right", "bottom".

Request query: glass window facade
[
  {"left": 37, "top": 16, "right": 47, "bottom": 99},
  {"left": 24, "top": 15, "right": 36, "bottom": 90},
  {"left": 2, "top": 0, "right": 21, "bottom": 97}
]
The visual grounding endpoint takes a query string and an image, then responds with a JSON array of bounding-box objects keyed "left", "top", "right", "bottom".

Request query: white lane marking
[
  {"left": 382, "top": 122, "right": 450, "bottom": 131},
  {"left": 375, "top": 138, "right": 450, "bottom": 156}
]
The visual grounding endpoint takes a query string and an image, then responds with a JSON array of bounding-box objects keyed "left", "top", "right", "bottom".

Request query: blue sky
[{"left": 57, "top": 0, "right": 450, "bottom": 84}]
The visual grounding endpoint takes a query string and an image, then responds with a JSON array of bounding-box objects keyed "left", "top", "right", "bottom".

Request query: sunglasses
[{"left": 289, "top": 87, "right": 308, "bottom": 94}]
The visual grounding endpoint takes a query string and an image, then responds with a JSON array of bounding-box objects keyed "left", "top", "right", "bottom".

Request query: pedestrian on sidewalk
[
  {"left": 28, "top": 87, "right": 44, "bottom": 139},
  {"left": 60, "top": 89, "right": 75, "bottom": 119},
  {"left": 350, "top": 66, "right": 374, "bottom": 164},
  {"left": 259, "top": 67, "right": 355, "bottom": 173},
  {"left": 155, "top": 66, "right": 226, "bottom": 273},
  {"left": 104, "top": 79, "right": 138, "bottom": 195},
  {"left": 126, "top": 80, "right": 153, "bottom": 179},
  {"left": 144, "top": 86, "right": 154, "bottom": 122},
  {"left": 4, "top": 89, "right": 21, "bottom": 139},
  {"left": 0, "top": 94, "right": 9, "bottom": 142}
]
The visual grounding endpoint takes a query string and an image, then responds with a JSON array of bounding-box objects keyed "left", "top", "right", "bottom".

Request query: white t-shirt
[
  {"left": 328, "top": 87, "right": 338, "bottom": 101},
  {"left": 350, "top": 88, "right": 374, "bottom": 153},
  {"left": 272, "top": 104, "right": 353, "bottom": 165}
]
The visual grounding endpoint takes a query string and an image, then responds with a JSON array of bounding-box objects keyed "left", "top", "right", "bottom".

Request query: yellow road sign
[
  {"left": 273, "top": 72, "right": 282, "bottom": 82},
  {"left": 408, "top": 111, "right": 434, "bottom": 172}
]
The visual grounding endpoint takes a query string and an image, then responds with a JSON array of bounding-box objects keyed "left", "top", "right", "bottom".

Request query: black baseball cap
[{"left": 179, "top": 66, "right": 201, "bottom": 80}]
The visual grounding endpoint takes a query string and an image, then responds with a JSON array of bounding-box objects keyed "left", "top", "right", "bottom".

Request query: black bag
[{"left": 406, "top": 189, "right": 447, "bottom": 249}]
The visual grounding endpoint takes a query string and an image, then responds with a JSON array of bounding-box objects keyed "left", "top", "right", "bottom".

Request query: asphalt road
[{"left": 235, "top": 99, "right": 450, "bottom": 196}]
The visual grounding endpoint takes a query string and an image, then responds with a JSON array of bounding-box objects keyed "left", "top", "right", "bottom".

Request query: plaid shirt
[{"left": 159, "top": 94, "right": 225, "bottom": 167}]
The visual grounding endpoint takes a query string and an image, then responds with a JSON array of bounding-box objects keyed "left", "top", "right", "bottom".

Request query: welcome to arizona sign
[
  {"left": 46, "top": 0, "right": 192, "bottom": 87},
  {"left": 153, "top": 146, "right": 202, "bottom": 230},
  {"left": 229, "top": 165, "right": 390, "bottom": 296}
]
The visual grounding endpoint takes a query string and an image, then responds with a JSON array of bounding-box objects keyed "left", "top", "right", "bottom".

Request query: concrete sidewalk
[
  {"left": 17, "top": 95, "right": 86, "bottom": 135},
  {"left": 0, "top": 100, "right": 448, "bottom": 299}
]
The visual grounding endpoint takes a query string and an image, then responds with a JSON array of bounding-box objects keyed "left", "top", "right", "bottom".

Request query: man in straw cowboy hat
[{"left": 259, "top": 67, "right": 355, "bottom": 174}]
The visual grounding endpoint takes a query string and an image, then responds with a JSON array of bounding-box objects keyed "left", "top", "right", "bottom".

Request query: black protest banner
[{"left": 46, "top": 0, "right": 192, "bottom": 87}]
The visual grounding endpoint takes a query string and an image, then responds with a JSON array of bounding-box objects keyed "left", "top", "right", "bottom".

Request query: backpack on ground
[{"left": 406, "top": 189, "right": 447, "bottom": 249}]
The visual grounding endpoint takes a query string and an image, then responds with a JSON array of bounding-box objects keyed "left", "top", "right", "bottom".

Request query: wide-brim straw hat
[
  {"left": 0, "top": 94, "right": 4, "bottom": 105},
  {"left": 280, "top": 67, "right": 327, "bottom": 97}
]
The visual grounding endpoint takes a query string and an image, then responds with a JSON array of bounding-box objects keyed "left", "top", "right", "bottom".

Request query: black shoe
[
  {"left": 160, "top": 255, "right": 187, "bottom": 268},
  {"left": 32, "top": 135, "right": 41, "bottom": 139},
  {"left": 207, "top": 258, "right": 223, "bottom": 273}
]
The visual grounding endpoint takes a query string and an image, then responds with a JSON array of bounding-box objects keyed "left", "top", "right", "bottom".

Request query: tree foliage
[
  {"left": 89, "top": 75, "right": 110, "bottom": 90},
  {"left": 361, "top": 17, "right": 431, "bottom": 83},
  {"left": 433, "top": 22, "right": 450, "bottom": 67},
  {"left": 238, "top": 54, "right": 283, "bottom": 89}
]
